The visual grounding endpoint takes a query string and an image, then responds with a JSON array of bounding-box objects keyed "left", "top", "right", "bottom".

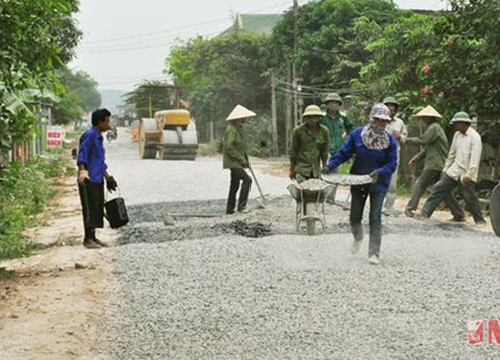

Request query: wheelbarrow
[{"left": 287, "top": 179, "right": 334, "bottom": 235}]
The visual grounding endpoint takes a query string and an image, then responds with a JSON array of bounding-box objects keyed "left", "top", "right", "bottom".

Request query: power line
[
  {"left": 82, "top": 29, "right": 222, "bottom": 53},
  {"left": 85, "top": 18, "right": 231, "bottom": 45},
  {"left": 98, "top": 75, "right": 169, "bottom": 87},
  {"left": 84, "top": 0, "right": 290, "bottom": 46}
]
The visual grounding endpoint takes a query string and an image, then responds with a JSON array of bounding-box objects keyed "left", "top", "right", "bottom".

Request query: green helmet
[
  {"left": 324, "top": 92, "right": 343, "bottom": 105},
  {"left": 449, "top": 111, "right": 472, "bottom": 124},
  {"left": 302, "top": 105, "right": 324, "bottom": 117},
  {"left": 383, "top": 96, "right": 399, "bottom": 106}
]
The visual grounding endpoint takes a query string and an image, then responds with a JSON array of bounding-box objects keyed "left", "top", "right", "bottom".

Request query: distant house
[{"left": 218, "top": 13, "right": 281, "bottom": 37}]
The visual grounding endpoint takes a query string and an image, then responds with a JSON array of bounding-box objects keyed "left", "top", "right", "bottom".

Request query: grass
[
  {"left": 0, "top": 267, "right": 16, "bottom": 279},
  {"left": 0, "top": 149, "right": 74, "bottom": 261},
  {"left": 397, "top": 184, "right": 413, "bottom": 197}
]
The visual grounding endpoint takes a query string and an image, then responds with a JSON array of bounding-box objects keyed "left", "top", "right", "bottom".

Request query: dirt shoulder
[{"left": 0, "top": 177, "right": 118, "bottom": 360}]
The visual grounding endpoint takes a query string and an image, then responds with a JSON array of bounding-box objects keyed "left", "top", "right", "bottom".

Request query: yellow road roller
[{"left": 138, "top": 109, "right": 198, "bottom": 160}]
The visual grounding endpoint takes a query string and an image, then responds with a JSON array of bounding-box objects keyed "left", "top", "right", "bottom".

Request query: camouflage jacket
[
  {"left": 223, "top": 122, "right": 248, "bottom": 169},
  {"left": 290, "top": 123, "right": 330, "bottom": 178}
]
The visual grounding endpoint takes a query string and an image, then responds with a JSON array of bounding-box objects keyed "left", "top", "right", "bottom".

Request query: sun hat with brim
[
  {"left": 302, "top": 105, "right": 324, "bottom": 117},
  {"left": 371, "top": 103, "right": 391, "bottom": 121},
  {"left": 383, "top": 96, "right": 399, "bottom": 106},
  {"left": 323, "top": 92, "right": 343, "bottom": 105},
  {"left": 449, "top": 111, "right": 472, "bottom": 124},
  {"left": 415, "top": 105, "right": 442, "bottom": 118},
  {"left": 226, "top": 105, "right": 256, "bottom": 121}
]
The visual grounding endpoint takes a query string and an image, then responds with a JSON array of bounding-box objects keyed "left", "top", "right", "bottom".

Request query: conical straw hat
[
  {"left": 415, "top": 105, "right": 442, "bottom": 118},
  {"left": 226, "top": 105, "right": 256, "bottom": 121}
]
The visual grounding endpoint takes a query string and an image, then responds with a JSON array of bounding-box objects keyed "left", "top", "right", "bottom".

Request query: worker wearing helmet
[
  {"left": 382, "top": 96, "right": 408, "bottom": 216},
  {"left": 404, "top": 105, "right": 462, "bottom": 219},
  {"left": 223, "top": 105, "right": 255, "bottom": 214},
  {"left": 320, "top": 92, "right": 355, "bottom": 204},
  {"left": 421, "top": 111, "right": 486, "bottom": 226},
  {"left": 289, "top": 105, "right": 330, "bottom": 183}
]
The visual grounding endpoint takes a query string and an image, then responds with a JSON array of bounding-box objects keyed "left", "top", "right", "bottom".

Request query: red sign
[{"left": 47, "top": 126, "right": 64, "bottom": 147}]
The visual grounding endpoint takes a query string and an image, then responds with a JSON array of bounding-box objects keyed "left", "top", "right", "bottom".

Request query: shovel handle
[{"left": 248, "top": 164, "right": 267, "bottom": 203}]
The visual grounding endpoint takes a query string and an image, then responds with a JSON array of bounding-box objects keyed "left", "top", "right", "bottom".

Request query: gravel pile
[
  {"left": 223, "top": 220, "right": 273, "bottom": 238},
  {"left": 103, "top": 131, "right": 500, "bottom": 359}
]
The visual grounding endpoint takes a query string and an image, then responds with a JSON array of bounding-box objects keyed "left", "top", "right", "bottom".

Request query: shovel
[{"left": 248, "top": 163, "right": 267, "bottom": 208}]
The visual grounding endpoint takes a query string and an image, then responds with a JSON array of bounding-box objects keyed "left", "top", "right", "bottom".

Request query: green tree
[
  {"left": 270, "top": 0, "right": 399, "bottom": 89},
  {"left": 427, "top": 0, "right": 500, "bottom": 120},
  {"left": 124, "top": 80, "right": 177, "bottom": 119},
  {"left": 357, "top": 0, "right": 500, "bottom": 124},
  {"left": 166, "top": 33, "right": 272, "bottom": 143},
  {"left": 59, "top": 69, "right": 101, "bottom": 112},
  {"left": 52, "top": 68, "right": 101, "bottom": 124},
  {"left": 0, "top": 0, "right": 81, "bottom": 156},
  {"left": 356, "top": 12, "right": 439, "bottom": 117}
]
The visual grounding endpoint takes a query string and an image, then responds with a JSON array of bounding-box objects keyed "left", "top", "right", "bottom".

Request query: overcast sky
[{"left": 69, "top": 0, "right": 447, "bottom": 91}]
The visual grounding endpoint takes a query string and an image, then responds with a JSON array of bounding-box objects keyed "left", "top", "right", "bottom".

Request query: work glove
[
  {"left": 106, "top": 176, "right": 118, "bottom": 192},
  {"left": 78, "top": 169, "right": 89, "bottom": 185},
  {"left": 321, "top": 167, "right": 331, "bottom": 175},
  {"left": 369, "top": 170, "right": 379, "bottom": 183}
]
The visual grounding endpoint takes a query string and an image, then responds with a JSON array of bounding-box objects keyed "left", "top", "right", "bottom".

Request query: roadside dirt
[{"left": 0, "top": 178, "right": 118, "bottom": 360}]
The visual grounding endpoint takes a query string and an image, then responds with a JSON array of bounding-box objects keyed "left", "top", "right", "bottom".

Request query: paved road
[{"left": 104, "top": 128, "right": 500, "bottom": 359}]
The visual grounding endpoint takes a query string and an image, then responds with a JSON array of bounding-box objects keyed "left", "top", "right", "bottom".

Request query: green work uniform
[
  {"left": 321, "top": 111, "right": 355, "bottom": 155},
  {"left": 407, "top": 122, "right": 448, "bottom": 171},
  {"left": 290, "top": 123, "right": 330, "bottom": 178},
  {"left": 223, "top": 122, "right": 248, "bottom": 169}
]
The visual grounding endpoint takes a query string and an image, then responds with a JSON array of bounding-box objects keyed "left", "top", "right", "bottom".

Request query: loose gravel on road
[{"left": 103, "top": 130, "right": 500, "bottom": 359}]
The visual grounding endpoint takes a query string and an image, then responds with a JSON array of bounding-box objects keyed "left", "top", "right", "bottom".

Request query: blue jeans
[
  {"left": 422, "top": 174, "right": 485, "bottom": 223},
  {"left": 350, "top": 185, "right": 385, "bottom": 257}
]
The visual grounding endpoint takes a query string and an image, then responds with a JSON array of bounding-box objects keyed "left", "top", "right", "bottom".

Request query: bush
[
  {"left": 0, "top": 152, "right": 71, "bottom": 260},
  {"left": 201, "top": 116, "right": 274, "bottom": 158},
  {"left": 244, "top": 115, "right": 273, "bottom": 157},
  {"left": 198, "top": 140, "right": 223, "bottom": 156}
]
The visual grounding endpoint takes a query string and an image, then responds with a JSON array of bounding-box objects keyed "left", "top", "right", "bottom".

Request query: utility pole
[
  {"left": 271, "top": 73, "right": 278, "bottom": 156},
  {"left": 292, "top": 0, "right": 299, "bottom": 130},
  {"left": 285, "top": 60, "right": 292, "bottom": 152},
  {"left": 148, "top": 90, "right": 152, "bottom": 118}
]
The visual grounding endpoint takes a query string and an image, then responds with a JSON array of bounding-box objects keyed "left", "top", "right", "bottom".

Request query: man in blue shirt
[{"left": 77, "top": 108, "right": 118, "bottom": 248}]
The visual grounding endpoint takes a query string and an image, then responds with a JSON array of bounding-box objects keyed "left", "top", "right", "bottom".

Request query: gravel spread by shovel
[{"left": 222, "top": 220, "right": 272, "bottom": 238}]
